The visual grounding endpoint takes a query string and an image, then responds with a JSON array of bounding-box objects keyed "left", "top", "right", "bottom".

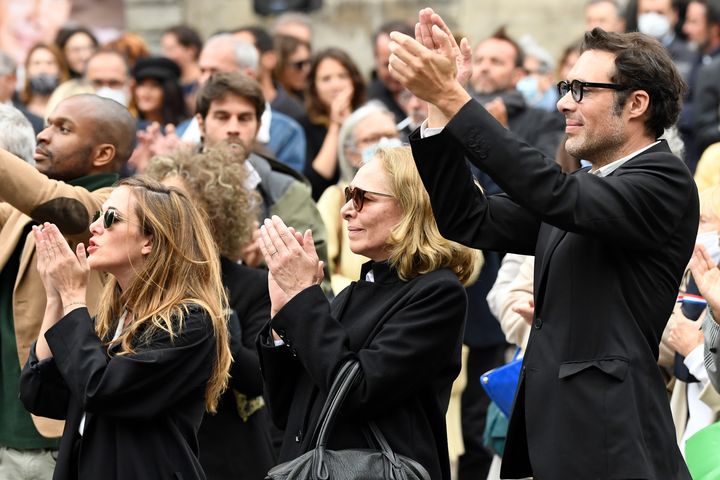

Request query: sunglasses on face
[
  {"left": 557, "top": 79, "right": 628, "bottom": 102},
  {"left": 92, "top": 208, "right": 122, "bottom": 229},
  {"left": 344, "top": 186, "right": 394, "bottom": 212},
  {"left": 290, "top": 59, "right": 311, "bottom": 71}
]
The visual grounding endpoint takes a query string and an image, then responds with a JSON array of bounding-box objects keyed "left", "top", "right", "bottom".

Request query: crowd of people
[{"left": 1, "top": 1, "right": 720, "bottom": 479}]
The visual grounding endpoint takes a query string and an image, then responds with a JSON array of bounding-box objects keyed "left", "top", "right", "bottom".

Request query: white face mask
[
  {"left": 696, "top": 230, "right": 720, "bottom": 263},
  {"left": 361, "top": 137, "right": 404, "bottom": 165},
  {"left": 95, "top": 86, "right": 128, "bottom": 107},
  {"left": 638, "top": 12, "right": 671, "bottom": 39},
  {"left": 516, "top": 75, "right": 540, "bottom": 104}
]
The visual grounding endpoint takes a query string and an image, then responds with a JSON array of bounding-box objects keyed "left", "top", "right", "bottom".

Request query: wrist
[
  {"left": 62, "top": 298, "right": 86, "bottom": 315},
  {"left": 435, "top": 83, "right": 471, "bottom": 120}
]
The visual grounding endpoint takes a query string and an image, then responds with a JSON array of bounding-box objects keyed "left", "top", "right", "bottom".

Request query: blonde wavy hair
[
  {"left": 146, "top": 145, "right": 260, "bottom": 261},
  {"left": 94, "top": 176, "right": 231, "bottom": 413},
  {"left": 378, "top": 146, "right": 477, "bottom": 284}
]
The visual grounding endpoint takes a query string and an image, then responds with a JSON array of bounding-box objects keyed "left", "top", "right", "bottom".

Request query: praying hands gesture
[
  {"left": 32, "top": 223, "right": 90, "bottom": 359},
  {"left": 259, "top": 215, "right": 324, "bottom": 318}
]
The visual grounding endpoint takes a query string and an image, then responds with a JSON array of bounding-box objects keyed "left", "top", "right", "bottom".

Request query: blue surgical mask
[
  {"left": 361, "top": 137, "right": 403, "bottom": 164},
  {"left": 516, "top": 75, "right": 540, "bottom": 105},
  {"left": 696, "top": 230, "right": 720, "bottom": 263}
]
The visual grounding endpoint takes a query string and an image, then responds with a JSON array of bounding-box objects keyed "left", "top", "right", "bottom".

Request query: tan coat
[{"left": 0, "top": 150, "right": 113, "bottom": 437}]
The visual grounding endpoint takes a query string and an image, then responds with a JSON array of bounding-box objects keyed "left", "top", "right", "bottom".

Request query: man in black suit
[{"left": 389, "top": 8, "right": 697, "bottom": 480}]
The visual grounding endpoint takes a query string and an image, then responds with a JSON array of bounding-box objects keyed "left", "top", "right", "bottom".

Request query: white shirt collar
[{"left": 589, "top": 141, "right": 660, "bottom": 177}]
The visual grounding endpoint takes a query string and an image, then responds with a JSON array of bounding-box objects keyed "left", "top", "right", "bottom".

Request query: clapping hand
[
  {"left": 414, "top": 8, "right": 473, "bottom": 86},
  {"left": 32, "top": 223, "right": 89, "bottom": 308},
  {"left": 689, "top": 244, "right": 720, "bottom": 315},
  {"left": 667, "top": 307, "right": 704, "bottom": 357},
  {"left": 259, "top": 216, "right": 324, "bottom": 315}
]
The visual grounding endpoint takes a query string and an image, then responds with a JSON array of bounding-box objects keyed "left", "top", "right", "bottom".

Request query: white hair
[
  {"left": 205, "top": 34, "right": 259, "bottom": 73},
  {"left": 337, "top": 101, "right": 395, "bottom": 183},
  {"left": 0, "top": 104, "right": 36, "bottom": 164}
]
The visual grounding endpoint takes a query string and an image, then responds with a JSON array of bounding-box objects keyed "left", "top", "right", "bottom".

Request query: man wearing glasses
[
  {"left": 390, "top": 8, "right": 695, "bottom": 480},
  {"left": 0, "top": 94, "right": 134, "bottom": 480}
]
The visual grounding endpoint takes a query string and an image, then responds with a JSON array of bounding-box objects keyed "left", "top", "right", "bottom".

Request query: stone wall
[{"left": 125, "top": 0, "right": 587, "bottom": 76}]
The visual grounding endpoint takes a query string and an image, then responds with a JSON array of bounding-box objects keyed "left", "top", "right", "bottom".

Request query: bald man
[{"left": 0, "top": 94, "right": 134, "bottom": 480}]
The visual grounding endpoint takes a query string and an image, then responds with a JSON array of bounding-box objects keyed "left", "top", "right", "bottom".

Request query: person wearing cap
[{"left": 131, "top": 56, "right": 188, "bottom": 130}]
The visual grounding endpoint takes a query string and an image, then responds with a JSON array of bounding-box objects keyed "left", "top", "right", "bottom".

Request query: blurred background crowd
[{"left": 2, "top": 0, "right": 720, "bottom": 479}]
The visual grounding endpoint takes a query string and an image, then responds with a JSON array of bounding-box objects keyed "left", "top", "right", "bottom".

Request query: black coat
[
  {"left": 20, "top": 306, "right": 216, "bottom": 480},
  {"left": 410, "top": 100, "right": 697, "bottom": 480},
  {"left": 257, "top": 262, "right": 467, "bottom": 480},
  {"left": 694, "top": 58, "right": 720, "bottom": 154},
  {"left": 197, "top": 258, "right": 276, "bottom": 479}
]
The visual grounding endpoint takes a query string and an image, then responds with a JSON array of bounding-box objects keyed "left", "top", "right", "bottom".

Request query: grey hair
[
  {"left": 206, "top": 34, "right": 259, "bottom": 73},
  {"left": 337, "top": 100, "right": 395, "bottom": 184},
  {"left": 660, "top": 125, "right": 685, "bottom": 160},
  {"left": 0, "top": 104, "right": 36, "bottom": 164},
  {"left": 0, "top": 50, "right": 16, "bottom": 76},
  {"left": 518, "top": 35, "right": 556, "bottom": 74},
  {"left": 272, "top": 12, "right": 313, "bottom": 35}
]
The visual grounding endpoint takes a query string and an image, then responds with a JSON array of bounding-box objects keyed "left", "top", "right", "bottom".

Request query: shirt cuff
[
  {"left": 420, "top": 119, "right": 444, "bottom": 138},
  {"left": 685, "top": 344, "right": 709, "bottom": 381}
]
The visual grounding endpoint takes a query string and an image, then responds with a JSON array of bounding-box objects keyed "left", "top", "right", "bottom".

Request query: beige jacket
[{"left": 0, "top": 150, "right": 113, "bottom": 437}]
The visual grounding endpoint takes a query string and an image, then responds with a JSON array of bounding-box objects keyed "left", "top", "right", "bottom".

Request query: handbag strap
[{"left": 311, "top": 359, "right": 406, "bottom": 480}]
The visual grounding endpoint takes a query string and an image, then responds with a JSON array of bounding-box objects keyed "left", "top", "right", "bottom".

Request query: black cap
[{"left": 131, "top": 56, "right": 181, "bottom": 81}]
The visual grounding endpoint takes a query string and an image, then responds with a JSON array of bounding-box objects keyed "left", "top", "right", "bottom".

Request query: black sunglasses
[
  {"left": 557, "top": 79, "right": 628, "bottom": 102},
  {"left": 290, "top": 59, "right": 311, "bottom": 71},
  {"left": 344, "top": 186, "right": 394, "bottom": 212},
  {"left": 92, "top": 208, "right": 121, "bottom": 229}
]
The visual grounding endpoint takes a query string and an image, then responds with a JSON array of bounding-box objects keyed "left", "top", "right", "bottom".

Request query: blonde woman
[
  {"left": 259, "top": 146, "right": 475, "bottom": 480},
  {"left": 20, "top": 177, "right": 231, "bottom": 480}
]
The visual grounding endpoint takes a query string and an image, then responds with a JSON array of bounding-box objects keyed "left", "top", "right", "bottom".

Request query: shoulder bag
[{"left": 266, "top": 359, "right": 431, "bottom": 480}]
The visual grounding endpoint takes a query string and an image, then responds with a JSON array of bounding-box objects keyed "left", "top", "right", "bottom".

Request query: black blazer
[
  {"left": 197, "top": 258, "right": 276, "bottom": 479},
  {"left": 410, "top": 100, "right": 697, "bottom": 480},
  {"left": 257, "top": 262, "right": 467, "bottom": 480},
  {"left": 20, "top": 306, "right": 216, "bottom": 480}
]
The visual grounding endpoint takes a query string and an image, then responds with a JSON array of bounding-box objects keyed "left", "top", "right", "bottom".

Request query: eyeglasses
[
  {"left": 290, "top": 59, "right": 311, "bottom": 71},
  {"left": 344, "top": 186, "right": 394, "bottom": 212},
  {"left": 92, "top": 208, "right": 122, "bottom": 229},
  {"left": 557, "top": 79, "right": 628, "bottom": 102}
]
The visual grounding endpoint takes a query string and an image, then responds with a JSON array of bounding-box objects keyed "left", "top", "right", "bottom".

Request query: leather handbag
[
  {"left": 265, "top": 359, "right": 431, "bottom": 480},
  {"left": 480, "top": 349, "right": 522, "bottom": 418}
]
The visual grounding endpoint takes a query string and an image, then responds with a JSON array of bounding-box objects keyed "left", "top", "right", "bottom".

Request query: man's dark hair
[
  {"left": 489, "top": 26, "right": 525, "bottom": 68},
  {"left": 232, "top": 25, "right": 273, "bottom": 53},
  {"left": 373, "top": 20, "right": 414, "bottom": 51},
  {"left": 582, "top": 28, "right": 687, "bottom": 138},
  {"left": 163, "top": 25, "right": 204, "bottom": 60},
  {"left": 195, "top": 71, "right": 265, "bottom": 123}
]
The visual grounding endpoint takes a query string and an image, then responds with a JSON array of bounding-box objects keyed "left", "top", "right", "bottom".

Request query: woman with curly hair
[
  {"left": 20, "top": 176, "right": 232, "bottom": 479},
  {"left": 147, "top": 145, "right": 277, "bottom": 479}
]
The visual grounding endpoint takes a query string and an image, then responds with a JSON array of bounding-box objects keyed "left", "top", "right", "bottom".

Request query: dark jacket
[
  {"left": 410, "top": 99, "right": 697, "bottom": 480},
  {"left": 258, "top": 262, "right": 467, "bottom": 480},
  {"left": 198, "top": 258, "right": 276, "bottom": 479},
  {"left": 471, "top": 90, "right": 565, "bottom": 158},
  {"left": 20, "top": 306, "right": 216, "bottom": 480},
  {"left": 694, "top": 58, "right": 720, "bottom": 155}
]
